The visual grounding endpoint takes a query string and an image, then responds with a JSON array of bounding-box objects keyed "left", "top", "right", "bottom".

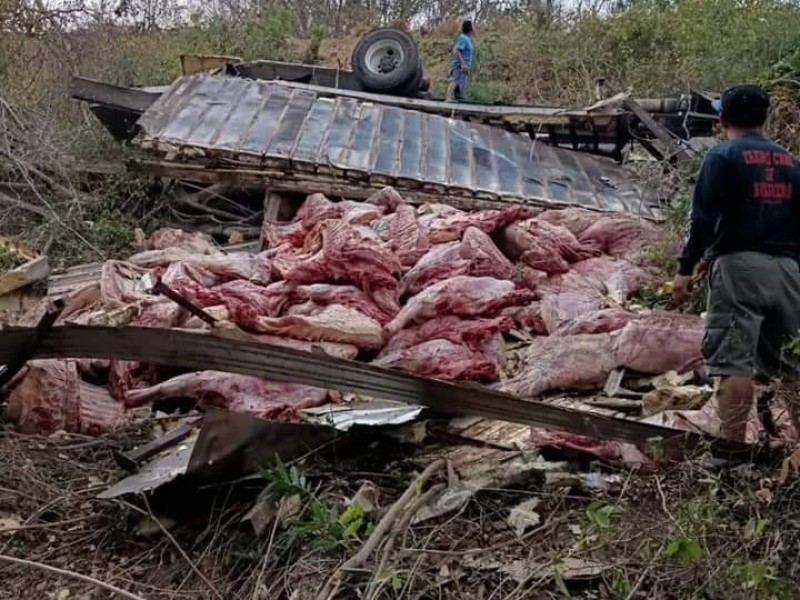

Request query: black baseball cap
[{"left": 711, "top": 84, "right": 770, "bottom": 128}]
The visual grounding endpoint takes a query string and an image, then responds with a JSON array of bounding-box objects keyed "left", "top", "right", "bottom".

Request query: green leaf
[
  {"left": 745, "top": 518, "right": 771, "bottom": 539},
  {"left": 664, "top": 538, "right": 703, "bottom": 563},
  {"left": 611, "top": 570, "right": 632, "bottom": 596},
  {"left": 341, "top": 518, "right": 362, "bottom": 539},
  {"left": 338, "top": 502, "right": 364, "bottom": 528},
  {"left": 586, "top": 501, "right": 622, "bottom": 530},
  {"left": 553, "top": 568, "right": 571, "bottom": 598}
]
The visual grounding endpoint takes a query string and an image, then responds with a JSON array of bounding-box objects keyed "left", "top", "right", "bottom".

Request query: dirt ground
[{"left": 1, "top": 414, "right": 799, "bottom": 600}]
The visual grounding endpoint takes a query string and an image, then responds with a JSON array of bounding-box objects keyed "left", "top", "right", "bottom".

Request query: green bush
[
  {"left": 479, "top": 0, "right": 800, "bottom": 105},
  {"left": 177, "top": 8, "right": 291, "bottom": 61}
]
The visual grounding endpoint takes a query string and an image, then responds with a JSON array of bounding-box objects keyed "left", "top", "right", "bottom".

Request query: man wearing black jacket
[{"left": 674, "top": 84, "right": 800, "bottom": 442}]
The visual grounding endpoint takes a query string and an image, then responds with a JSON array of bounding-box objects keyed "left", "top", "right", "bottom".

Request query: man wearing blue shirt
[
  {"left": 447, "top": 20, "right": 474, "bottom": 102},
  {"left": 673, "top": 84, "right": 800, "bottom": 442}
]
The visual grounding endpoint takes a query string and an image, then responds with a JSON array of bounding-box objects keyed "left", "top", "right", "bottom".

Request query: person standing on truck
[
  {"left": 447, "top": 20, "right": 474, "bottom": 102},
  {"left": 673, "top": 84, "right": 800, "bottom": 442}
]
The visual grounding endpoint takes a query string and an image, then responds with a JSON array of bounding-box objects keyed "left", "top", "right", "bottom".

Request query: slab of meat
[
  {"left": 160, "top": 261, "right": 218, "bottom": 296},
  {"left": 417, "top": 202, "right": 463, "bottom": 218},
  {"left": 341, "top": 201, "right": 384, "bottom": 225},
  {"left": 570, "top": 257, "right": 655, "bottom": 301},
  {"left": 459, "top": 227, "right": 517, "bottom": 279},
  {"left": 182, "top": 305, "right": 233, "bottom": 328},
  {"left": 539, "top": 287, "right": 605, "bottom": 334},
  {"left": 499, "top": 222, "right": 568, "bottom": 274},
  {"left": 502, "top": 333, "right": 619, "bottom": 398},
  {"left": 514, "top": 218, "right": 597, "bottom": 262},
  {"left": 387, "top": 276, "right": 535, "bottom": 335},
  {"left": 398, "top": 243, "right": 467, "bottom": 297},
  {"left": 108, "top": 300, "right": 180, "bottom": 399},
  {"left": 399, "top": 228, "right": 517, "bottom": 296},
  {"left": 501, "top": 303, "right": 548, "bottom": 334},
  {"left": 99, "top": 261, "right": 153, "bottom": 307},
  {"left": 388, "top": 204, "right": 430, "bottom": 267},
  {"left": 374, "top": 336, "right": 505, "bottom": 381},
  {"left": 262, "top": 221, "right": 306, "bottom": 250},
  {"left": 538, "top": 207, "right": 601, "bottom": 237},
  {"left": 529, "top": 429, "right": 648, "bottom": 465},
  {"left": 553, "top": 308, "right": 637, "bottom": 336},
  {"left": 420, "top": 205, "right": 528, "bottom": 243},
  {"left": 192, "top": 280, "right": 292, "bottom": 320},
  {"left": 144, "top": 228, "right": 217, "bottom": 254},
  {"left": 290, "top": 283, "right": 394, "bottom": 324},
  {"left": 280, "top": 220, "right": 401, "bottom": 315},
  {"left": 515, "top": 266, "right": 549, "bottom": 291},
  {"left": 500, "top": 218, "right": 597, "bottom": 274},
  {"left": 577, "top": 215, "right": 662, "bottom": 264},
  {"left": 292, "top": 195, "right": 384, "bottom": 229},
  {"left": 381, "top": 316, "right": 514, "bottom": 356},
  {"left": 128, "top": 247, "right": 196, "bottom": 268},
  {"left": 367, "top": 186, "right": 405, "bottom": 213},
  {"left": 253, "top": 304, "right": 385, "bottom": 350},
  {"left": 161, "top": 252, "right": 273, "bottom": 286},
  {"left": 295, "top": 193, "right": 343, "bottom": 229},
  {"left": 503, "top": 315, "right": 703, "bottom": 399},
  {"left": 250, "top": 335, "right": 359, "bottom": 360},
  {"left": 136, "top": 298, "right": 183, "bottom": 328},
  {"left": 123, "top": 371, "right": 329, "bottom": 421},
  {"left": 6, "top": 360, "right": 125, "bottom": 435},
  {"left": 614, "top": 313, "right": 703, "bottom": 374},
  {"left": 537, "top": 257, "right": 654, "bottom": 333}
]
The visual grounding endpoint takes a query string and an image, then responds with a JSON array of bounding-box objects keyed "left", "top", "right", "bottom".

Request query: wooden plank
[
  {"left": 0, "top": 256, "right": 49, "bottom": 297},
  {"left": 69, "top": 77, "right": 158, "bottom": 114},
  {"left": 262, "top": 189, "right": 295, "bottom": 222},
  {"left": 0, "top": 325, "right": 751, "bottom": 456}
]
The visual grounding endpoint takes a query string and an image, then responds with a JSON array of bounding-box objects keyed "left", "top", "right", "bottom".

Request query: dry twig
[
  {"left": 315, "top": 459, "right": 446, "bottom": 600},
  {"left": 0, "top": 554, "right": 148, "bottom": 600},
  {"left": 122, "top": 497, "right": 225, "bottom": 600}
]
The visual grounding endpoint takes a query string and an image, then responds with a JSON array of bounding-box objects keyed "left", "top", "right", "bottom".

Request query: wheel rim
[{"left": 363, "top": 39, "right": 405, "bottom": 76}]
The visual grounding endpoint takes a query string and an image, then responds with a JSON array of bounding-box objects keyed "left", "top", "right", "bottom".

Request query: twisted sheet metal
[{"left": 137, "top": 75, "right": 659, "bottom": 217}]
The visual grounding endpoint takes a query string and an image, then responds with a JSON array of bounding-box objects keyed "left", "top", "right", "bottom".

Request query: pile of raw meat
[{"left": 3, "top": 187, "right": 706, "bottom": 439}]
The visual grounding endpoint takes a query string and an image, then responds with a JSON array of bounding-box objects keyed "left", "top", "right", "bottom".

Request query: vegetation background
[{"left": 2, "top": 0, "right": 800, "bottom": 263}]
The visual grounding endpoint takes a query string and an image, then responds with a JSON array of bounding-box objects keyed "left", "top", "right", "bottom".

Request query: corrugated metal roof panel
[{"left": 137, "top": 75, "right": 658, "bottom": 217}]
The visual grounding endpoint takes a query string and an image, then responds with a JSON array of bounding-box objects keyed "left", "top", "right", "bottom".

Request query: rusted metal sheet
[
  {"left": 136, "top": 75, "right": 659, "bottom": 217},
  {"left": 0, "top": 325, "right": 752, "bottom": 455}
]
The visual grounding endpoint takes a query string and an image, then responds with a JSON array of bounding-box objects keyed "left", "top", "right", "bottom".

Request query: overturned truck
[{"left": 4, "top": 45, "right": 771, "bottom": 484}]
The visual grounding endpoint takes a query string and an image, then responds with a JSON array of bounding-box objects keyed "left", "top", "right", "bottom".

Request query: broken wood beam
[
  {"left": 263, "top": 189, "right": 295, "bottom": 223},
  {"left": 0, "top": 301, "right": 63, "bottom": 388},
  {"left": 0, "top": 325, "right": 754, "bottom": 458},
  {"left": 622, "top": 96, "right": 692, "bottom": 163},
  {"left": 0, "top": 256, "right": 50, "bottom": 298}
]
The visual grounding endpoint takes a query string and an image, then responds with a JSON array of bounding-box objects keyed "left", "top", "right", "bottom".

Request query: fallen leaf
[
  {"left": 507, "top": 498, "right": 541, "bottom": 537},
  {"left": 0, "top": 517, "right": 21, "bottom": 533}
]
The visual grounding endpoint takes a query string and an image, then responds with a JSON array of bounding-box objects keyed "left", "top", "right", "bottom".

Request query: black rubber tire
[
  {"left": 351, "top": 29, "right": 421, "bottom": 94},
  {"left": 397, "top": 60, "right": 424, "bottom": 97}
]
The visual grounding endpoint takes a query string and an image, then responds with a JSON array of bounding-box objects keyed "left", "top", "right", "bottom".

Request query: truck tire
[
  {"left": 397, "top": 59, "right": 424, "bottom": 96},
  {"left": 351, "top": 29, "right": 421, "bottom": 94}
]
